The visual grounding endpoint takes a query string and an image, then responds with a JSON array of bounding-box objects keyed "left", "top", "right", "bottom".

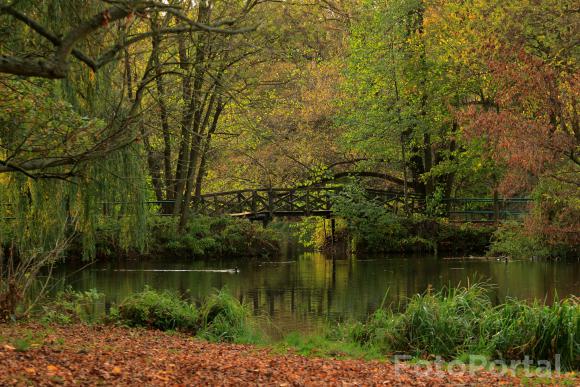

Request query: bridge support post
[
  {"left": 493, "top": 190, "right": 500, "bottom": 224},
  {"left": 262, "top": 216, "right": 270, "bottom": 228},
  {"left": 237, "top": 192, "right": 243, "bottom": 213},
  {"left": 331, "top": 218, "right": 336, "bottom": 244},
  {"left": 268, "top": 189, "right": 274, "bottom": 220},
  {"left": 251, "top": 190, "right": 257, "bottom": 215}
]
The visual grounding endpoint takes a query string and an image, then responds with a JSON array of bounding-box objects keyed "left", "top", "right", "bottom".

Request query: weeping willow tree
[
  {"left": 0, "top": 0, "right": 151, "bottom": 319},
  {"left": 0, "top": 0, "right": 255, "bottom": 319}
]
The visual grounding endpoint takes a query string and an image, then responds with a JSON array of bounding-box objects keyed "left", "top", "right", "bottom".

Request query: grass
[
  {"left": 116, "top": 287, "right": 198, "bottom": 332},
  {"left": 109, "top": 287, "right": 260, "bottom": 344},
  {"left": 0, "top": 329, "right": 46, "bottom": 352},
  {"left": 395, "top": 283, "right": 491, "bottom": 358},
  {"left": 275, "top": 330, "right": 384, "bottom": 360},
  {"left": 271, "top": 284, "right": 579, "bottom": 371},
  {"left": 41, "top": 287, "right": 104, "bottom": 324},
  {"left": 342, "top": 284, "right": 579, "bottom": 370},
  {"left": 28, "top": 283, "right": 580, "bottom": 370},
  {"left": 197, "top": 289, "right": 260, "bottom": 344},
  {"left": 477, "top": 296, "right": 579, "bottom": 370}
]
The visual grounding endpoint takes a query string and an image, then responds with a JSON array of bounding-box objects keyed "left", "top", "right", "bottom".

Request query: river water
[{"left": 51, "top": 252, "right": 579, "bottom": 334}]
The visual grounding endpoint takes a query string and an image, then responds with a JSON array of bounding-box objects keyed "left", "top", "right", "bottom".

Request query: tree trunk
[
  {"left": 142, "top": 134, "right": 164, "bottom": 202},
  {"left": 195, "top": 97, "right": 225, "bottom": 199},
  {"left": 125, "top": 36, "right": 163, "bottom": 201},
  {"left": 416, "top": 1, "right": 434, "bottom": 196},
  {"left": 178, "top": 86, "right": 217, "bottom": 232},
  {"left": 172, "top": 30, "right": 194, "bottom": 215},
  {"left": 175, "top": 2, "right": 211, "bottom": 227},
  {"left": 151, "top": 20, "right": 173, "bottom": 201}
]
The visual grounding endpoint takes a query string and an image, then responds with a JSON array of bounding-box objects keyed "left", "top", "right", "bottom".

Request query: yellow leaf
[
  {"left": 25, "top": 367, "right": 36, "bottom": 374},
  {"left": 155, "top": 373, "right": 170, "bottom": 381},
  {"left": 112, "top": 366, "right": 122, "bottom": 375},
  {"left": 47, "top": 365, "right": 59, "bottom": 372}
]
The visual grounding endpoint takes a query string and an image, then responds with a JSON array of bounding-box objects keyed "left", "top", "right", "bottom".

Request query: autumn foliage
[
  {"left": 446, "top": 0, "right": 580, "bottom": 255},
  {"left": 462, "top": 48, "right": 577, "bottom": 196}
]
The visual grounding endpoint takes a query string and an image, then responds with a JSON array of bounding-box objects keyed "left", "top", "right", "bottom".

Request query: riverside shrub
[{"left": 117, "top": 288, "right": 198, "bottom": 332}]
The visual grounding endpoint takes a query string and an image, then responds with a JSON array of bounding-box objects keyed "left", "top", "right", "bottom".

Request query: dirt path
[{"left": 0, "top": 323, "right": 560, "bottom": 386}]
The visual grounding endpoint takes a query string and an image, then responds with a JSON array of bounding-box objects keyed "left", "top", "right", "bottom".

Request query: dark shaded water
[{"left": 52, "top": 253, "right": 579, "bottom": 334}]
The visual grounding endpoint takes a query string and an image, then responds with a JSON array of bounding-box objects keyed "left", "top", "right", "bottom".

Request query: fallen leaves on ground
[{"left": 0, "top": 323, "right": 572, "bottom": 386}]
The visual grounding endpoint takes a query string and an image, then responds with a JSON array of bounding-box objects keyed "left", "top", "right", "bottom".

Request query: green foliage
[
  {"left": 0, "top": 2, "right": 147, "bottom": 319},
  {"left": 148, "top": 215, "right": 281, "bottom": 259},
  {"left": 278, "top": 284, "right": 579, "bottom": 369},
  {"left": 477, "top": 297, "right": 580, "bottom": 370},
  {"left": 289, "top": 217, "right": 320, "bottom": 249},
  {"left": 349, "top": 284, "right": 492, "bottom": 359},
  {"left": 395, "top": 284, "right": 492, "bottom": 359},
  {"left": 325, "top": 184, "right": 492, "bottom": 254},
  {"left": 348, "top": 309, "right": 400, "bottom": 354},
  {"left": 11, "top": 336, "right": 33, "bottom": 352},
  {"left": 41, "top": 288, "right": 104, "bottom": 325},
  {"left": 488, "top": 222, "right": 551, "bottom": 260},
  {"left": 346, "top": 283, "right": 580, "bottom": 370},
  {"left": 198, "top": 289, "right": 259, "bottom": 344},
  {"left": 278, "top": 330, "right": 383, "bottom": 360},
  {"left": 436, "top": 221, "right": 494, "bottom": 255},
  {"left": 488, "top": 178, "right": 579, "bottom": 261},
  {"left": 332, "top": 184, "right": 407, "bottom": 252},
  {"left": 2, "top": 330, "right": 46, "bottom": 353},
  {"left": 0, "top": 60, "right": 147, "bottom": 262},
  {"left": 117, "top": 288, "right": 198, "bottom": 332},
  {"left": 33, "top": 284, "right": 580, "bottom": 369},
  {"left": 113, "top": 288, "right": 259, "bottom": 343},
  {"left": 425, "top": 186, "right": 447, "bottom": 218},
  {"left": 290, "top": 217, "right": 348, "bottom": 250},
  {"left": 78, "top": 215, "right": 281, "bottom": 259},
  {"left": 339, "top": 0, "right": 420, "bottom": 157}
]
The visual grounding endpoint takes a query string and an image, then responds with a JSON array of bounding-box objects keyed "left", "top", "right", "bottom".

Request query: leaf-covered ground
[{"left": 0, "top": 323, "right": 574, "bottom": 386}]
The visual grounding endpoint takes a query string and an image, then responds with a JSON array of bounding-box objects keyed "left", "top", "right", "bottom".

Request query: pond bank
[
  {"left": 31, "top": 284, "right": 579, "bottom": 372},
  {"left": 0, "top": 323, "right": 559, "bottom": 386},
  {"left": 46, "top": 253, "right": 580, "bottom": 335},
  {"left": 68, "top": 215, "right": 284, "bottom": 261},
  {"left": 63, "top": 214, "right": 576, "bottom": 263}
]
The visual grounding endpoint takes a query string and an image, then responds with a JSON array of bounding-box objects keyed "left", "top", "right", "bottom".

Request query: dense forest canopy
[{"left": 0, "top": 0, "right": 578, "bottom": 315}]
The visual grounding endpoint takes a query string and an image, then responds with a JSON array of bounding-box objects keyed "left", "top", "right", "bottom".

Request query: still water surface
[{"left": 53, "top": 253, "right": 580, "bottom": 333}]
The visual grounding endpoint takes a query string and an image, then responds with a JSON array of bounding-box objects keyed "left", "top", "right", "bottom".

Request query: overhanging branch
[
  {"left": 0, "top": 1, "right": 256, "bottom": 78},
  {"left": 322, "top": 171, "right": 419, "bottom": 191}
]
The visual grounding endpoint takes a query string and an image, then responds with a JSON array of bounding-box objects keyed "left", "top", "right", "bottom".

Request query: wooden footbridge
[
  {"left": 149, "top": 187, "right": 532, "bottom": 223},
  {"left": 198, "top": 188, "right": 425, "bottom": 219}
]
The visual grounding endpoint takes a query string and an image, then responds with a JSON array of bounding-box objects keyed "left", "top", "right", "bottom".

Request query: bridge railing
[
  {"left": 191, "top": 188, "right": 531, "bottom": 223},
  {"left": 195, "top": 187, "right": 342, "bottom": 217},
  {"left": 443, "top": 197, "right": 533, "bottom": 223},
  {"left": 365, "top": 189, "right": 426, "bottom": 214},
  {"left": 1, "top": 187, "right": 531, "bottom": 223},
  {"left": 193, "top": 187, "right": 430, "bottom": 218}
]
